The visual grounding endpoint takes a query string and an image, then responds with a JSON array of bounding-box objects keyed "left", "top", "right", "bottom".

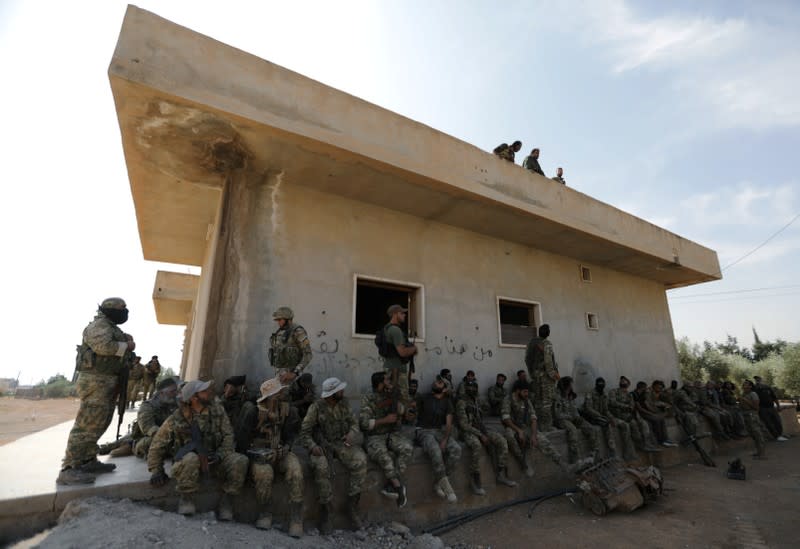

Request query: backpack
[{"left": 375, "top": 324, "right": 393, "bottom": 358}]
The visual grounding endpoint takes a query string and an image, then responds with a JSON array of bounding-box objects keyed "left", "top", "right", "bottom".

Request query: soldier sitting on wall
[{"left": 487, "top": 373, "right": 508, "bottom": 417}]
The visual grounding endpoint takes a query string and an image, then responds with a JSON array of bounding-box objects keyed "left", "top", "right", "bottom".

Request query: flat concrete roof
[
  {"left": 109, "top": 5, "right": 720, "bottom": 288},
  {"left": 152, "top": 271, "right": 199, "bottom": 325}
]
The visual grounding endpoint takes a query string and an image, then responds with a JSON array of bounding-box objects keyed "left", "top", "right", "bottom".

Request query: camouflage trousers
[
  {"left": 699, "top": 407, "right": 726, "bottom": 437},
  {"left": 591, "top": 421, "right": 618, "bottom": 458},
  {"left": 675, "top": 410, "right": 699, "bottom": 437},
  {"left": 415, "top": 428, "right": 462, "bottom": 482},
  {"left": 460, "top": 429, "right": 508, "bottom": 474},
  {"left": 504, "top": 426, "right": 564, "bottom": 470},
  {"left": 555, "top": 417, "right": 600, "bottom": 463},
  {"left": 62, "top": 372, "right": 118, "bottom": 469},
  {"left": 250, "top": 451, "right": 304, "bottom": 505},
  {"left": 141, "top": 375, "right": 157, "bottom": 400},
  {"left": 171, "top": 451, "right": 248, "bottom": 495},
  {"left": 384, "top": 365, "right": 409, "bottom": 406},
  {"left": 742, "top": 411, "right": 765, "bottom": 455},
  {"left": 615, "top": 413, "right": 654, "bottom": 448},
  {"left": 309, "top": 443, "right": 367, "bottom": 503},
  {"left": 610, "top": 419, "right": 637, "bottom": 459},
  {"left": 531, "top": 373, "right": 556, "bottom": 430},
  {"left": 723, "top": 405, "right": 746, "bottom": 435},
  {"left": 365, "top": 433, "right": 413, "bottom": 481},
  {"left": 127, "top": 379, "right": 142, "bottom": 406}
]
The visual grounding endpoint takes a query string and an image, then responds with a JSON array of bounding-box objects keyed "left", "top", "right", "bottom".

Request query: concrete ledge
[{"left": 2, "top": 410, "right": 797, "bottom": 544}]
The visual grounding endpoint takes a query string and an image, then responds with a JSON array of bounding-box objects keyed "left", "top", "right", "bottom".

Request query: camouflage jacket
[
  {"left": 79, "top": 313, "right": 130, "bottom": 376},
  {"left": 522, "top": 155, "right": 544, "bottom": 176},
  {"left": 552, "top": 176, "right": 566, "bottom": 185},
  {"left": 147, "top": 401, "right": 235, "bottom": 473},
  {"left": 553, "top": 392, "right": 581, "bottom": 423},
  {"left": 607, "top": 388, "right": 636, "bottom": 420},
  {"left": 129, "top": 362, "right": 145, "bottom": 381},
  {"left": 645, "top": 389, "right": 670, "bottom": 414},
  {"left": 582, "top": 390, "right": 612, "bottom": 421},
  {"left": 487, "top": 385, "right": 507, "bottom": 413},
  {"left": 525, "top": 337, "right": 558, "bottom": 380},
  {"left": 144, "top": 360, "right": 161, "bottom": 378},
  {"left": 359, "top": 391, "right": 401, "bottom": 436},
  {"left": 502, "top": 393, "right": 537, "bottom": 428},
  {"left": 301, "top": 399, "right": 358, "bottom": 451},
  {"left": 269, "top": 322, "right": 312, "bottom": 373},
  {"left": 250, "top": 400, "right": 290, "bottom": 450},
  {"left": 456, "top": 397, "right": 487, "bottom": 437},
  {"left": 135, "top": 396, "right": 177, "bottom": 438},
  {"left": 493, "top": 143, "right": 515, "bottom": 162},
  {"left": 672, "top": 388, "right": 699, "bottom": 413}
]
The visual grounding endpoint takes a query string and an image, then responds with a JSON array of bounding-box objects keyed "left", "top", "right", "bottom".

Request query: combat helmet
[
  {"left": 272, "top": 306, "right": 294, "bottom": 320},
  {"left": 100, "top": 297, "right": 127, "bottom": 310}
]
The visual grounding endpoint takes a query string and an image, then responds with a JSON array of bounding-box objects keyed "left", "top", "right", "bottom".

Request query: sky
[{"left": 1, "top": 0, "right": 798, "bottom": 385}]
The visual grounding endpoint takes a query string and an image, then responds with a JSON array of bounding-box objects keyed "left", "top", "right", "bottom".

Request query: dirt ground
[
  {"left": 441, "top": 436, "right": 800, "bottom": 549},
  {"left": 0, "top": 397, "right": 79, "bottom": 446}
]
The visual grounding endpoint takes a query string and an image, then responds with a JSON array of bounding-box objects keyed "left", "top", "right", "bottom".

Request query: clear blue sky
[{"left": 1, "top": 1, "right": 798, "bottom": 384}]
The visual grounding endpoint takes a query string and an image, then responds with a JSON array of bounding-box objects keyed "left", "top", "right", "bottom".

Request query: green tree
[
  {"left": 676, "top": 337, "right": 702, "bottom": 381},
  {"left": 157, "top": 367, "right": 177, "bottom": 383},
  {"left": 697, "top": 344, "right": 730, "bottom": 381},
  {"left": 751, "top": 328, "right": 788, "bottom": 362},
  {"left": 776, "top": 343, "right": 800, "bottom": 396},
  {"left": 715, "top": 335, "right": 753, "bottom": 361}
]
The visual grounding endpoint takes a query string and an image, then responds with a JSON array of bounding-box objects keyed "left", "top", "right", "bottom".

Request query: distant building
[
  {"left": 0, "top": 378, "right": 17, "bottom": 394},
  {"left": 109, "top": 7, "right": 720, "bottom": 398}
]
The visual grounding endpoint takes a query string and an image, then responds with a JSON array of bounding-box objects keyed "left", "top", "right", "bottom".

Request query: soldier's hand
[
  {"left": 343, "top": 432, "right": 353, "bottom": 447},
  {"left": 150, "top": 470, "right": 169, "bottom": 487},
  {"left": 383, "top": 413, "right": 399, "bottom": 424},
  {"left": 530, "top": 435, "right": 539, "bottom": 449},
  {"left": 311, "top": 446, "right": 324, "bottom": 457},
  {"left": 279, "top": 371, "right": 297, "bottom": 384}
]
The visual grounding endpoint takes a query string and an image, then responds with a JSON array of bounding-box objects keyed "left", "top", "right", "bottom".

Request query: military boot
[
  {"left": 346, "top": 494, "right": 363, "bottom": 530},
  {"left": 496, "top": 468, "right": 517, "bottom": 487},
  {"left": 56, "top": 467, "right": 96, "bottom": 486},
  {"left": 435, "top": 477, "right": 457, "bottom": 503},
  {"left": 255, "top": 506, "right": 272, "bottom": 530},
  {"left": 288, "top": 502, "right": 304, "bottom": 538},
  {"left": 217, "top": 494, "right": 234, "bottom": 521},
  {"left": 177, "top": 495, "right": 196, "bottom": 516},
  {"left": 319, "top": 502, "right": 333, "bottom": 535},
  {"left": 470, "top": 473, "right": 486, "bottom": 496},
  {"left": 80, "top": 459, "right": 116, "bottom": 474}
]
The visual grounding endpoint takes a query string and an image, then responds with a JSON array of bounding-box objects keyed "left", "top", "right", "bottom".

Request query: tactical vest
[
  {"left": 269, "top": 324, "right": 304, "bottom": 369},
  {"left": 254, "top": 401, "right": 289, "bottom": 450},
  {"left": 313, "top": 401, "right": 352, "bottom": 444}
]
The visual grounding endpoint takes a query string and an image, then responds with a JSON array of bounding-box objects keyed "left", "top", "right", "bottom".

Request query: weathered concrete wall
[{"left": 203, "top": 180, "right": 679, "bottom": 397}]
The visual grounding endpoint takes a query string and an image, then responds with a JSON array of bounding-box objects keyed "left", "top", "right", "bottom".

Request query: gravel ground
[{"left": 19, "top": 497, "right": 471, "bottom": 549}]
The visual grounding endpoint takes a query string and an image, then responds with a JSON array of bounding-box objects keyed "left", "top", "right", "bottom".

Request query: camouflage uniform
[
  {"left": 525, "top": 337, "right": 559, "bottom": 430},
  {"left": 133, "top": 394, "right": 178, "bottom": 458},
  {"left": 690, "top": 386, "right": 726, "bottom": 437},
  {"left": 456, "top": 395, "right": 508, "bottom": 474},
  {"left": 493, "top": 143, "right": 516, "bottom": 162},
  {"left": 128, "top": 360, "right": 145, "bottom": 407},
  {"left": 487, "top": 384, "right": 507, "bottom": 417},
  {"left": 301, "top": 399, "right": 367, "bottom": 503},
  {"left": 581, "top": 390, "right": 620, "bottom": 458},
  {"left": 62, "top": 311, "right": 130, "bottom": 470},
  {"left": 607, "top": 387, "right": 653, "bottom": 449},
  {"left": 222, "top": 393, "right": 258, "bottom": 453},
  {"left": 553, "top": 392, "right": 600, "bottom": 463},
  {"left": 269, "top": 322, "right": 313, "bottom": 377},
  {"left": 501, "top": 393, "right": 563, "bottom": 468},
  {"left": 147, "top": 402, "right": 248, "bottom": 496},
  {"left": 249, "top": 400, "right": 304, "bottom": 506},
  {"left": 739, "top": 390, "right": 766, "bottom": 456},
  {"left": 359, "top": 391, "right": 413, "bottom": 482},
  {"left": 141, "top": 359, "right": 161, "bottom": 400},
  {"left": 415, "top": 394, "right": 461, "bottom": 481},
  {"left": 672, "top": 388, "right": 701, "bottom": 437}
]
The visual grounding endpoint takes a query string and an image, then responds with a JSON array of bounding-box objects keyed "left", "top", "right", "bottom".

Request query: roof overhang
[
  {"left": 153, "top": 270, "right": 199, "bottom": 325},
  {"left": 109, "top": 5, "right": 720, "bottom": 289}
]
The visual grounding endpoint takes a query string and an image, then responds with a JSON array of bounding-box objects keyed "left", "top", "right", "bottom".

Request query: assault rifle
[
  {"left": 175, "top": 420, "right": 216, "bottom": 474},
  {"left": 675, "top": 413, "right": 715, "bottom": 467},
  {"left": 116, "top": 353, "right": 130, "bottom": 440}
]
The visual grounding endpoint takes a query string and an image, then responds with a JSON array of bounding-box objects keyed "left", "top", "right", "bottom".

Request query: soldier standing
[
  {"left": 127, "top": 355, "right": 144, "bottom": 409},
  {"left": 415, "top": 378, "right": 461, "bottom": 503},
  {"left": 300, "top": 377, "right": 367, "bottom": 533},
  {"left": 269, "top": 307, "right": 313, "bottom": 385},
  {"left": 142, "top": 356, "right": 161, "bottom": 400},
  {"left": 148, "top": 380, "right": 249, "bottom": 519},
  {"left": 553, "top": 376, "right": 601, "bottom": 464},
  {"left": 456, "top": 377, "right": 516, "bottom": 495},
  {"left": 501, "top": 380, "right": 570, "bottom": 476},
  {"left": 581, "top": 377, "right": 624, "bottom": 460},
  {"left": 381, "top": 304, "right": 418, "bottom": 405},
  {"left": 487, "top": 373, "right": 508, "bottom": 417},
  {"left": 360, "top": 371, "right": 411, "bottom": 506},
  {"left": 247, "top": 378, "right": 304, "bottom": 537},
  {"left": 57, "top": 297, "right": 134, "bottom": 486},
  {"left": 740, "top": 380, "right": 767, "bottom": 459},
  {"left": 607, "top": 376, "right": 659, "bottom": 452},
  {"left": 525, "top": 324, "right": 560, "bottom": 431}
]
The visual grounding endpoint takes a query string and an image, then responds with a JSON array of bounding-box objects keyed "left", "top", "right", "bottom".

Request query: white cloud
[
  {"left": 562, "top": 0, "right": 800, "bottom": 129},
  {"left": 680, "top": 182, "right": 797, "bottom": 228}
]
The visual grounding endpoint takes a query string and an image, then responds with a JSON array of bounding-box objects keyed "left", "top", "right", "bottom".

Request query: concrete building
[{"left": 109, "top": 6, "right": 719, "bottom": 399}]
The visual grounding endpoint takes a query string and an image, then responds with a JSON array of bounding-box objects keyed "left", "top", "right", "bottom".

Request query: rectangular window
[
  {"left": 580, "top": 265, "right": 592, "bottom": 283},
  {"left": 353, "top": 275, "right": 424, "bottom": 339},
  {"left": 497, "top": 297, "right": 541, "bottom": 346},
  {"left": 586, "top": 313, "right": 599, "bottom": 330}
]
